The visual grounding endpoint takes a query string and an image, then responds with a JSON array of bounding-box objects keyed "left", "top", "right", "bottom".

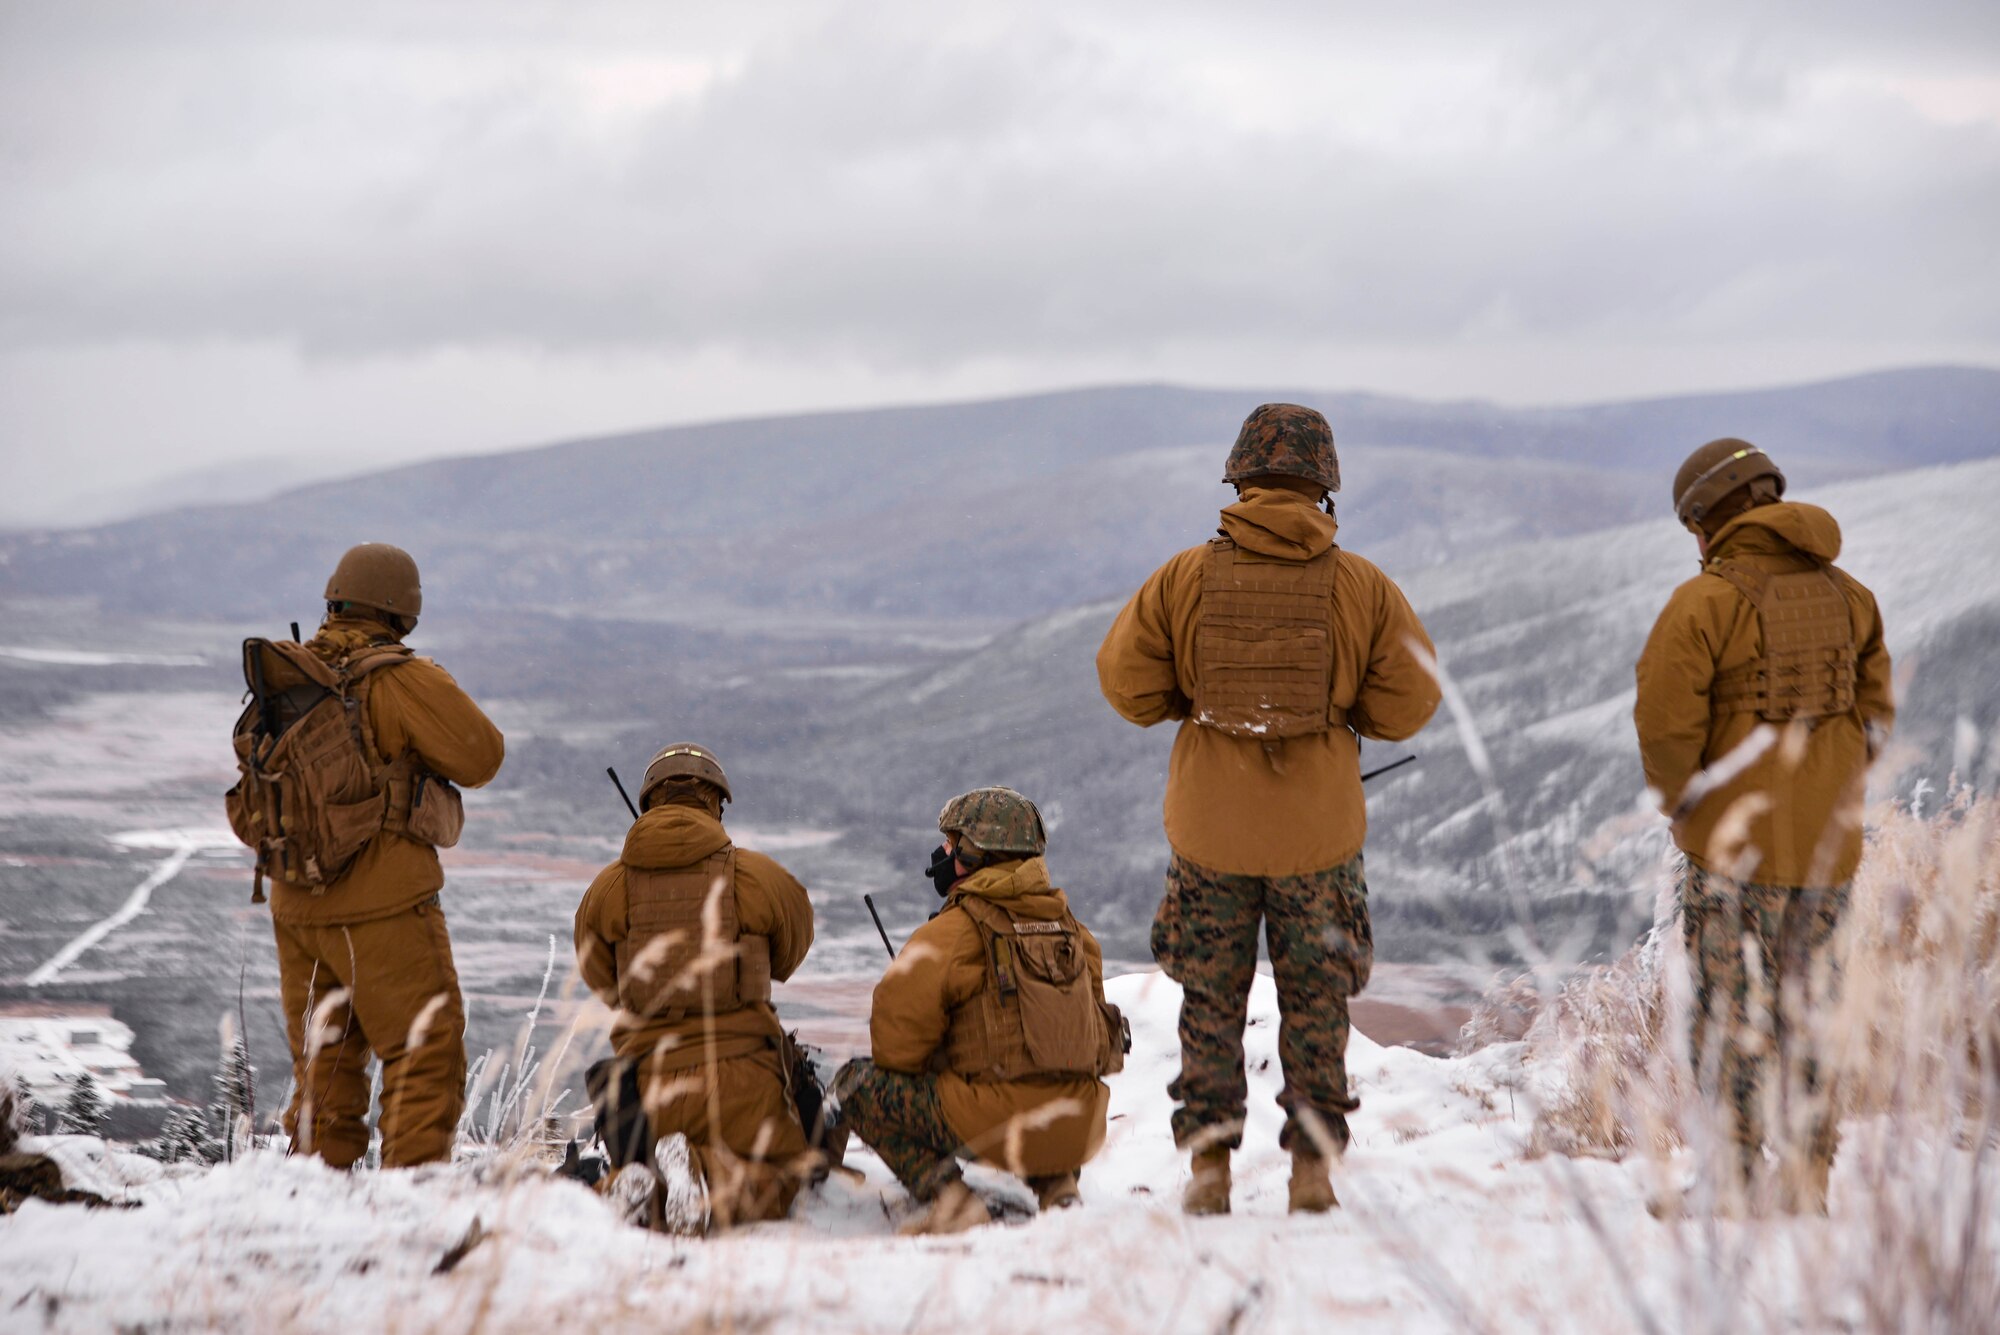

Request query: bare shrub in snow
[
  {"left": 1829, "top": 792, "right": 2000, "bottom": 1121},
  {"left": 1456, "top": 971, "right": 1543, "bottom": 1051},
  {"left": 1519, "top": 796, "right": 1999, "bottom": 1158},
  {"left": 1501, "top": 794, "right": 2000, "bottom": 1332},
  {"left": 456, "top": 936, "right": 587, "bottom": 1167},
  {"left": 0, "top": 1076, "right": 24, "bottom": 1155},
  {"left": 1523, "top": 919, "right": 1684, "bottom": 1160}
]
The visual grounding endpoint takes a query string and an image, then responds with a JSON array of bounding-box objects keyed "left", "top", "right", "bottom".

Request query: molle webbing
[
  {"left": 617, "top": 848, "right": 772, "bottom": 1023},
  {"left": 1191, "top": 538, "right": 1341, "bottom": 740},
  {"left": 941, "top": 896, "right": 1103, "bottom": 1082},
  {"left": 1708, "top": 561, "right": 1858, "bottom": 721}
]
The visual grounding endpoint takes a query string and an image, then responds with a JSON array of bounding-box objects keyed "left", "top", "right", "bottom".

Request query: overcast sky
[{"left": 2, "top": 0, "right": 1997, "bottom": 525}]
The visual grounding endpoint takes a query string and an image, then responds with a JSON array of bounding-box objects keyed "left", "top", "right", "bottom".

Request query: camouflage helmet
[
  {"left": 1222, "top": 403, "right": 1340, "bottom": 492},
  {"left": 937, "top": 786, "right": 1047, "bottom": 858},
  {"left": 1673, "top": 438, "right": 1786, "bottom": 528},
  {"left": 640, "top": 742, "right": 732, "bottom": 808},
  {"left": 325, "top": 543, "right": 422, "bottom": 617}
]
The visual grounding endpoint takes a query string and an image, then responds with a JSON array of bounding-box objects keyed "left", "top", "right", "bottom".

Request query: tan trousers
[
  {"left": 641, "top": 1045, "right": 809, "bottom": 1225},
  {"left": 274, "top": 898, "right": 467, "bottom": 1168}
]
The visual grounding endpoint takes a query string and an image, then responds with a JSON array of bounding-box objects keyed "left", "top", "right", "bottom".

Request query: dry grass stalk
[{"left": 1488, "top": 793, "right": 2000, "bottom": 1331}]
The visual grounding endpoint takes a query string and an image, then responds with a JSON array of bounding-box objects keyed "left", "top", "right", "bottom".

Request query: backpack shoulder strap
[
  {"left": 338, "top": 642, "right": 415, "bottom": 682},
  {"left": 946, "top": 894, "right": 1021, "bottom": 995},
  {"left": 950, "top": 894, "right": 1014, "bottom": 936},
  {"left": 310, "top": 642, "right": 412, "bottom": 781}
]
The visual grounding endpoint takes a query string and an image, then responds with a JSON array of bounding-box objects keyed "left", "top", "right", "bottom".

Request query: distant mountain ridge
[{"left": 4, "top": 366, "right": 1996, "bottom": 623}]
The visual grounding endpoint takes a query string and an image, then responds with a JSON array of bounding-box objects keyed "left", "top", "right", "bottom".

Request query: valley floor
[{"left": 4, "top": 972, "right": 1979, "bottom": 1334}]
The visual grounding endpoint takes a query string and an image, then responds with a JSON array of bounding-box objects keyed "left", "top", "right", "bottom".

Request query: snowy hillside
[
  {"left": 799, "top": 457, "right": 2000, "bottom": 954},
  {"left": 4, "top": 969, "right": 1976, "bottom": 1334}
]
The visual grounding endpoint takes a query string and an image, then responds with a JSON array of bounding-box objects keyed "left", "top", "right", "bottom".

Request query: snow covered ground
[{"left": 4, "top": 970, "right": 1977, "bottom": 1334}]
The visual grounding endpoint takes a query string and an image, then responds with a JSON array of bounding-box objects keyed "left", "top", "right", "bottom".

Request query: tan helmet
[
  {"left": 640, "top": 742, "right": 731, "bottom": 808},
  {"left": 1673, "top": 438, "right": 1786, "bottom": 529},
  {"left": 938, "top": 786, "right": 1047, "bottom": 858},
  {"left": 324, "top": 543, "right": 423, "bottom": 617}
]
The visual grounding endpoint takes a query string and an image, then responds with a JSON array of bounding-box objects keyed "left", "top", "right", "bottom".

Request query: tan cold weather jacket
[
  {"left": 869, "top": 857, "right": 1112, "bottom": 1178},
  {"left": 1634, "top": 502, "right": 1894, "bottom": 888},
  {"left": 574, "top": 804, "right": 815, "bottom": 1064},
  {"left": 268, "top": 616, "right": 505, "bottom": 926},
  {"left": 1096, "top": 486, "right": 1442, "bottom": 876}
]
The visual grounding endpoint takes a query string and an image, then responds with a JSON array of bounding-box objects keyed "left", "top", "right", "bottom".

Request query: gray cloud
[
  {"left": 0, "top": 0, "right": 1996, "bottom": 522},
  {"left": 5, "top": 1, "right": 1997, "bottom": 355}
]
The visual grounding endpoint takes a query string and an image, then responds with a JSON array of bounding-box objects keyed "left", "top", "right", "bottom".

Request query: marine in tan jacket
[
  {"left": 834, "top": 787, "right": 1123, "bottom": 1236},
  {"left": 1096, "top": 404, "right": 1440, "bottom": 1216},
  {"left": 1635, "top": 439, "right": 1894, "bottom": 1212},
  {"left": 250, "top": 544, "right": 505, "bottom": 1169},
  {"left": 574, "top": 743, "right": 817, "bottom": 1232}
]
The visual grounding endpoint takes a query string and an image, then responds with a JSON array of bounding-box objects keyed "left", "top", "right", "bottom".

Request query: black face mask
[{"left": 925, "top": 844, "right": 958, "bottom": 897}]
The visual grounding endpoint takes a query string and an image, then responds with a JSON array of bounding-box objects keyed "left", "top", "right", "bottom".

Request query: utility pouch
[
  {"left": 1098, "top": 1002, "right": 1131, "bottom": 1076},
  {"left": 224, "top": 782, "right": 256, "bottom": 849},
  {"left": 781, "top": 1030, "right": 839, "bottom": 1153},
  {"left": 1011, "top": 929, "right": 1099, "bottom": 1073},
  {"left": 404, "top": 775, "right": 465, "bottom": 849}
]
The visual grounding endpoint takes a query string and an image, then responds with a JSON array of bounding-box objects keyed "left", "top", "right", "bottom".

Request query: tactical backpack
[
  {"left": 225, "top": 636, "right": 462, "bottom": 903},
  {"left": 940, "top": 897, "right": 1130, "bottom": 1082}
]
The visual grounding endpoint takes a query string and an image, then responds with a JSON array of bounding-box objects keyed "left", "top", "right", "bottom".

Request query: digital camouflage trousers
[
  {"left": 1680, "top": 862, "right": 1850, "bottom": 1180},
  {"left": 832, "top": 1059, "right": 963, "bottom": 1201},
  {"left": 1152, "top": 852, "right": 1372, "bottom": 1154}
]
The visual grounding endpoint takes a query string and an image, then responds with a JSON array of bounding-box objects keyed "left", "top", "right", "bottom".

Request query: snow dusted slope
[
  {"left": 0, "top": 971, "right": 1950, "bottom": 1333},
  {"left": 806, "top": 456, "right": 2000, "bottom": 953}
]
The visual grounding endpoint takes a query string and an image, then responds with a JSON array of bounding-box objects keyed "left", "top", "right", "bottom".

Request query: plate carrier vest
[
  {"left": 615, "top": 845, "right": 773, "bottom": 1024},
  {"left": 1191, "top": 536, "right": 1343, "bottom": 740},
  {"left": 226, "top": 636, "right": 461, "bottom": 904},
  {"left": 940, "top": 895, "right": 1127, "bottom": 1083},
  {"left": 1706, "top": 559, "right": 1859, "bottom": 722}
]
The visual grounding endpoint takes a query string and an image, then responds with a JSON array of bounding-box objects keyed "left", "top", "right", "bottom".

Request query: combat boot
[
  {"left": 898, "top": 1179, "right": 994, "bottom": 1236},
  {"left": 1287, "top": 1149, "right": 1339, "bottom": 1213},
  {"left": 608, "top": 1162, "right": 660, "bottom": 1230},
  {"left": 1029, "top": 1171, "right": 1082, "bottom": 1212},
  {"left": 651, "top": 1132, "right": 711, "bottom": 1237},
  {"left": 1182, "top": 1147, "right": 1232, "bottom": 1216}
]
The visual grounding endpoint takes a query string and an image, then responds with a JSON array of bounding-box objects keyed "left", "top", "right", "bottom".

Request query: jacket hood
[
  {"left": 622, "top": 804, "right": 731, "bottom": 870},
  {"left": 1218, "top": 487, "right": 1338, "bottom": 560},
  {"left": 1709, "top": 501, "right": 1842, "bottom": 564},
  {"left": 949, "top": 856, "right": 1072, "bottom": 921},
  {"left": 310, "top": 615, "right": 406, "bottom": 663}
]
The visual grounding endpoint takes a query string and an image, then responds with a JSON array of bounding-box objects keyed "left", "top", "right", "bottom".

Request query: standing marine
[
  {"left": 834, "top": 787, "right": 1127, "bottom": 1235},
  {"left": 573, "top": 743, "right": 819, "bottom": 1233},
  {"left": 1096, "top": 403, "right": 1441, "bottom": 1215},
  {"left": 227, "top": 542, "right": 505, "bottom": 1168},
  {"left": 1635, "top": 439, "right": 1894, "bottom": 1213}
]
